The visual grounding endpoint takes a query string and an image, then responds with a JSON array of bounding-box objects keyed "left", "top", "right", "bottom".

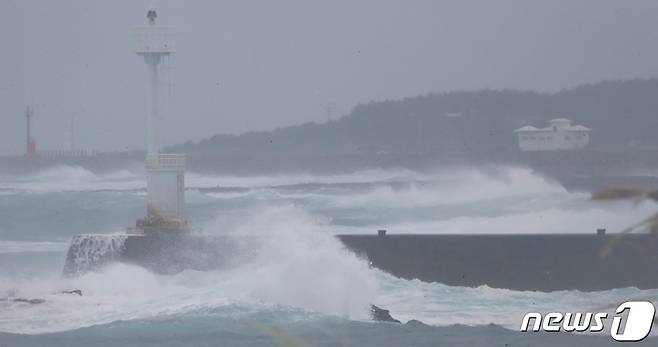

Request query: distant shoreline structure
[
  {"left": 33, "top": 149, "right": 99, "bottom": 158},
  {"left": 514, "top": 118, "right": 591, "bottom": 151}
]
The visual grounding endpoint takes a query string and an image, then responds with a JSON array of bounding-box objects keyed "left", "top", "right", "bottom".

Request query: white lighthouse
[{"left": 134, "top": 10, "right": 187, "bottom": 231}]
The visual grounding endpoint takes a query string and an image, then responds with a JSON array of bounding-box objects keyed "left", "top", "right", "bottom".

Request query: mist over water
[{"left": 1, "top": 165, "right": 657, "bottom": 336}]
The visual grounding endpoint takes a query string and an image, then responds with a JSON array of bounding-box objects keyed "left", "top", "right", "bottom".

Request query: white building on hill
[{"left": 514, "top": 118, "right": 590, "bottom": 151}]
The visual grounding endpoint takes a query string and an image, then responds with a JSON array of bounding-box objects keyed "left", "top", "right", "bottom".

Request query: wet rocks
[{"left": 371, "top": 305, "right": 401, "bottom": 323}]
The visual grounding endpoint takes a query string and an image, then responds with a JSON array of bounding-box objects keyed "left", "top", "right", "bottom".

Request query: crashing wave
[{"left": 63, "top": 234, "right": 128, "bottom": 276}]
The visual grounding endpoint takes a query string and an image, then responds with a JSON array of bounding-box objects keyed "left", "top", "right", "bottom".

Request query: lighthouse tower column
[
  {"left": 134, "top": 10, "right": 187, "bottom": 232},
  {"left": 145, "top": 54, "right": 161, "bottom": 157}
]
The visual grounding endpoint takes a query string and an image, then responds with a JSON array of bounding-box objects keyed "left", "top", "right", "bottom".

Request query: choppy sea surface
[{"left": 1, "top": 165, "right": 657, "bottom": 346}]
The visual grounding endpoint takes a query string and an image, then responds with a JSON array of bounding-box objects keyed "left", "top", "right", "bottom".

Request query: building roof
[
  {"left": 566, "top": 125, "right": 591, "bottom": 131},
  {"left": 549, "top": 118, "right": 573, "bottom": 123},
  {"left": 514, "top": 126, "right": 541, "bottom": 132},
  {"left": 515, "top": 117, "right": 591, "bottom": 133}
]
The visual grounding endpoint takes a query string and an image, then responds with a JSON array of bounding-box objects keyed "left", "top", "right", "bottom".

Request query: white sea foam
[
  {"left": 298, "top": 167, "right": 566, "bottom": 209},
  {"left": 194, "top": 167, "right": 566, "bottom": 209},
  {"left": 0, "top": 206, "right": 377, "bottom": 334},
  {"left": 329, "top": 201, "right": 658, "bottom": 235},
  {"left": 0, "top": 241, "right": 68, "bottom": 254},
  {"left": 3, "top": 261, "right": 656, "bottom": 334},
  {"left": 211, "top": 206, "right": 378, "bottom": 318},
  {"left": 0, "top": 164, "right": 561, "bottom": 200},
  {"left": 186, "top": 167, "right": 429, "bottom": 189},
  {"left": 0, "top": 165, "right": 424, "bottom": 193},
  {"left": 0, "top": 166, "right": 144, "bottom": 193},
  {"left": 2, "top": 165, "right": 657, "bottom": 335},
  {"left": 194, "top": 166, "right": 656, "bottom": 235},
  {"left": 374, "top": 270, "right": 658, "bottom": 329}
]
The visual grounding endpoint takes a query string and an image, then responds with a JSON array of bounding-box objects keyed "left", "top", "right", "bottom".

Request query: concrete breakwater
[
  {"left": 337, "top": 233, "right": 658, "bottom": 291},
  {"left": 64, "top": 232, "right": 658, "bottom": 292}
]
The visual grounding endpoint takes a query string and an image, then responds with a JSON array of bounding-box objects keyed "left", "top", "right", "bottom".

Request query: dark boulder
[
  {"left": 12, "top": 298, "right": 45, "bottom": 304},
  {"left": 371, "top": 305, "right": 401, "bottom": 323},
  {"left": 61, "top": 289, "right": 83, "bottom": 296}
]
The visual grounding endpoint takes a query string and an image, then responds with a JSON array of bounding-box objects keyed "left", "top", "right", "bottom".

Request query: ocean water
[{"left": 1, "top": 165, "right": 657, "bottom": 346}]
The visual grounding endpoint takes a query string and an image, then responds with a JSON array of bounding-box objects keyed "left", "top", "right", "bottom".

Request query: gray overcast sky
[{"left": 1, "top": 0, "right": 658, "bottom": 155}]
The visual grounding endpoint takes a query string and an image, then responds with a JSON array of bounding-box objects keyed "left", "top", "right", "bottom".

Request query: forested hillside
[{"left": 170, "top": 79, "right": 658, "bottom": 173}]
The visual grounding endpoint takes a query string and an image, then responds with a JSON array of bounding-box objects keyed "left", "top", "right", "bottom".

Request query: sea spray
[
  {"left": 4, "top": 166, "right": 658, "bottom": 335},
  {"left": 0, "top": 165, "right": 144, "bottom": 193},
  {"left": 0, "top": 204, "right": 380, "bottom": 334},
  {"left": 63, "top": 234, "right": 128, "bottom": 275},
  {"left": 201, "top": 205, "right": 379, "bottom": 320}
]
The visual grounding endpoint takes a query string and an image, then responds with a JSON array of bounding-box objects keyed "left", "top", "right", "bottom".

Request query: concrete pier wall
[
  {"left": 337, "top": 234, "right": 658, "bottom": 291},
  {"left": 66, "top": 232, "right": 658, "bottom": 292},
  {"left": 121, "top": 233, "right": 237, "bottom": 274}
]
